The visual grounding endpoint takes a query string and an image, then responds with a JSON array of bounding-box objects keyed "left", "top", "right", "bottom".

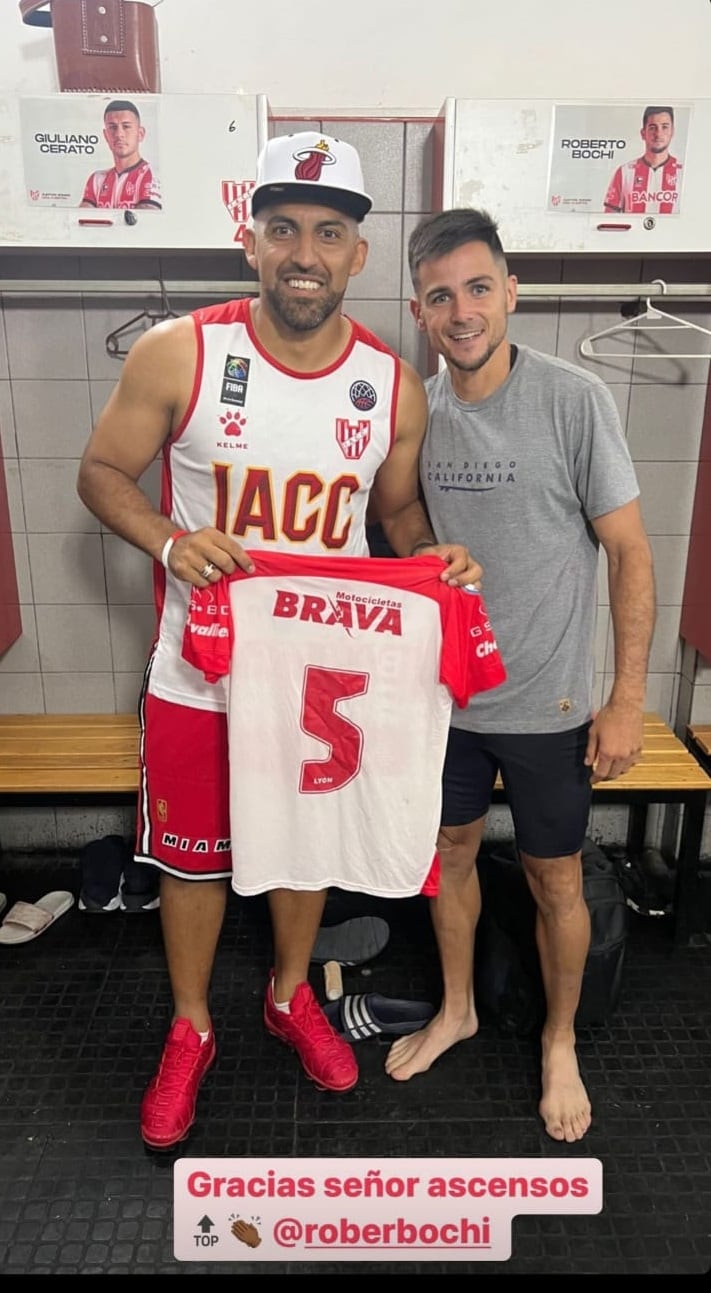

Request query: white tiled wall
[{"left": 1, "top": 117, "right": 710, "bottom": 852}]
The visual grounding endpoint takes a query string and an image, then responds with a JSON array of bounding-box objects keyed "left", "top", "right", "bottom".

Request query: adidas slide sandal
[{"left": 323, "top": 993, "right": 435, "bottom": 1041}]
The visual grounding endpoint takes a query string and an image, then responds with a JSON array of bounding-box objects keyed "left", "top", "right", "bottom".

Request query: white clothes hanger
[{"left": 579, "top": 280, "right": 711, "bottom": 360}]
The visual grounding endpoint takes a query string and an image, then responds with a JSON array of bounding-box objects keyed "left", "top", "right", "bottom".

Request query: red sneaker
[
  {"left": 140, "top": 1018, "right": 216, "bottom": 1150},
  {"left": 264, "top": 975, "right": 358, "bottom": 1092}
]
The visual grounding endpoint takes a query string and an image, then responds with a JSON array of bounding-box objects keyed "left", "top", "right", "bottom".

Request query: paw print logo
[{"left": 219, "top": 410, "right": 246, "bottom": 436}]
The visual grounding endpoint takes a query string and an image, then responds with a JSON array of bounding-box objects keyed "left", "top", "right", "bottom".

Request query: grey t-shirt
[{"left": 421, "top": 344, "right": 640, "bottom": 733}]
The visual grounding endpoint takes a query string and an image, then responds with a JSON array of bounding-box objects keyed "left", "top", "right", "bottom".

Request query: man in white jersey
[
  {"left": 76, "top": 133, "right": 482, "bottom": 1152},
  {"left": 383, "top": 207, "right": 656, "bottom": 1145},
  {"left": 80, "top": 99, "right": 161, "bottom": 210},
  {"left": 603, "top": 106, "right": 681, "bottom": 215}
]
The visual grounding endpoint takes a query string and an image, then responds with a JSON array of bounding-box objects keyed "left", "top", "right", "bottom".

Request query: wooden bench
[
  {"left": 0, "top": 713, "right": 139, "bottom": 801},
  {"left": 687, "top": 723, "right": 711, "bottom": 771},
  {"left": 1, "top": 710, "right": 710, "bottom": 944}
]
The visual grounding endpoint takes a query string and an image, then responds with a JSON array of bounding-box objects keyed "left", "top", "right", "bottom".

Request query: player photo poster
[
  {"left": 547, "top": 102, "right": 690, "bottom": 216},
  {"left": 19, "top": 95, "right": 161, "bottom": 210}
]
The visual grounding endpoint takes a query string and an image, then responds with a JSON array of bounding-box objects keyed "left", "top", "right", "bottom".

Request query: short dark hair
[
  {"left": 408, "top": 208, "right": 507, "bottom": 289},
  {"left": 642, "top": 105, "right": 674, "bottom": 126},
  {"left": 104, "top": 99, "right": 141, "bottom": 121}
]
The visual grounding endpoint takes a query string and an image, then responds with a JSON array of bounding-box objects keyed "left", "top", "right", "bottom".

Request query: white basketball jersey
[
  {"left": 182, "top": 551, "right": 507, "bottom": 898},
  {"left": 150, "top": 298, "right": 399, "bottom": 710}
]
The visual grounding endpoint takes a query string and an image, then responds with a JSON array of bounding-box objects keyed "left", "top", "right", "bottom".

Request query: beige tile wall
[{"left": 1, "top": 117, "right": 710, "bottom": 852}]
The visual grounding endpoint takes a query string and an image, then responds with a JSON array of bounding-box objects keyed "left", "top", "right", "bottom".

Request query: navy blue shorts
[{"left": 441, "top": 723, "right": 593, "bottom": 858}]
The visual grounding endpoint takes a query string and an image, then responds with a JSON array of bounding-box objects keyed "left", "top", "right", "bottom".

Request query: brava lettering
[{"left": 273, "top": 589, "right": 402, "bottom": 636}]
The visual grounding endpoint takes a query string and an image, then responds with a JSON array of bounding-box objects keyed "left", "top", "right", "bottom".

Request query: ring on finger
[{"left": 200, "top": 562, "right": 216, "bottom": 580}]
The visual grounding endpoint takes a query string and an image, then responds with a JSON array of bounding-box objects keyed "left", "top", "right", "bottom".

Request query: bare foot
[
  {"left": 385, "top": 1008, "right": 478, "bottom": 1082},
  {"left": 539, "top": 1030, "right": 591, "bottom": 1142}
]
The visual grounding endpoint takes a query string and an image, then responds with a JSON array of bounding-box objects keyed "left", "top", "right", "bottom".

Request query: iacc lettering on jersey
[{"left": 212, "top": 465, "right": 361, "bottom": 550}]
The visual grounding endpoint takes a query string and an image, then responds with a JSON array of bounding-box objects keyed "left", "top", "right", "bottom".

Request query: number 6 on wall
[{"left": 299, "top": 665, "right": 369, "bottom": 794}]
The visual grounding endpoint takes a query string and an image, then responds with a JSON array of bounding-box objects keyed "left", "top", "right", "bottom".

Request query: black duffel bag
[{"left": 474, "top": 836, "right": 628, "bottom": 1035}]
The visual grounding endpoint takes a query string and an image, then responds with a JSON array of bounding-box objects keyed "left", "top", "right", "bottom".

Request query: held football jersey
[{"left": 182, "top": 552, "right": 506, "bottom": 899}]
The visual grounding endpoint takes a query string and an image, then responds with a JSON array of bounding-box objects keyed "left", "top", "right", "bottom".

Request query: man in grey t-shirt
[{"left": 384, "top": 207, "right": 656, "bottom": 1144}]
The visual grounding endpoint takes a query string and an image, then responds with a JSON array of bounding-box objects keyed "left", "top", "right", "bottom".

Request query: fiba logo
[
  {"left": 225, "top": 355, "right": 250, "bottom": 381},
  {"left": 349, "top": 380, "right": 377, "bottom": 411}
]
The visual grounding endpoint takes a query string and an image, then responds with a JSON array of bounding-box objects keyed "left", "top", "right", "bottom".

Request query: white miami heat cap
[{"left": 250, "top": 132, "right": 373, "bottom": 222}]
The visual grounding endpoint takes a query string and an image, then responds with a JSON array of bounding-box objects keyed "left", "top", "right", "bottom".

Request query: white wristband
[
  {"left": 160, "top": 529, "right": 187, "bottom": 569},
  {"left": 160, "top": 536, "right": 176, "bottom": 569}
]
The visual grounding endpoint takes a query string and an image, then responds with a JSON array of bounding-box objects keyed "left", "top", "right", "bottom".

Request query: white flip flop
[{"left": 0, "top": 891, "right": 75, "bottom": 945}]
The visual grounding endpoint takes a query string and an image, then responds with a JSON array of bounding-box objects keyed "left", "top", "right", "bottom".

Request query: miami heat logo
[
  {"left": 336, "top": 418, "right": 371, "bottom": 460},
  {"left": 293, "top": 139, "right": 336, "bottom": 181}
]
